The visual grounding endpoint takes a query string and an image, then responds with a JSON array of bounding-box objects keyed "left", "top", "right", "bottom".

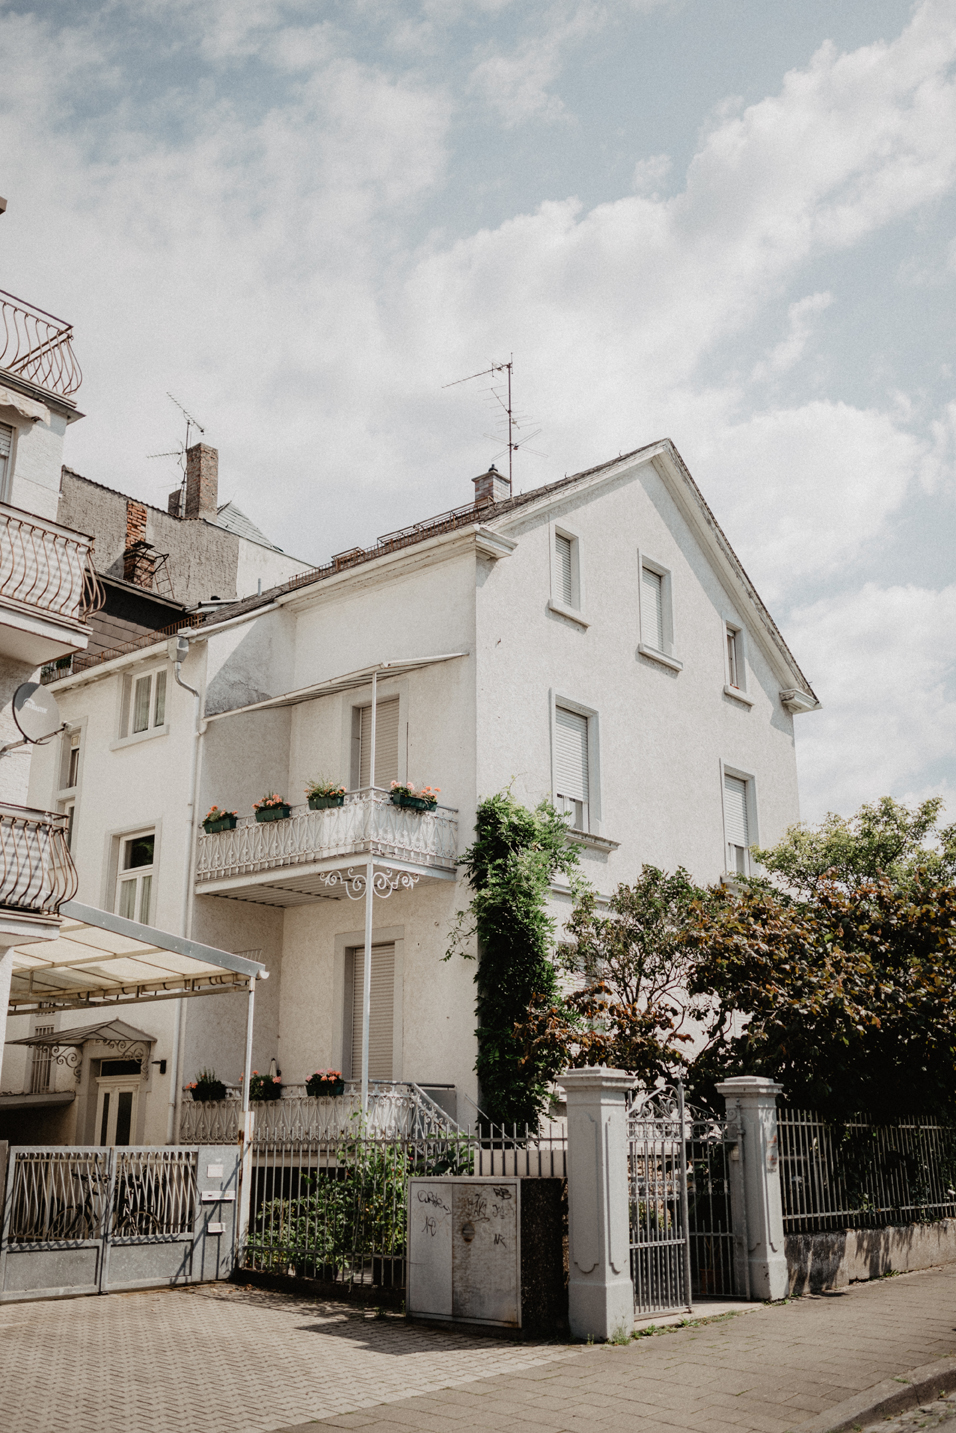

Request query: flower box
[
  {"left": 390, "top": 793, "right": 436, "bottom": 813},
  {"left": 255, "top": 803, "right": 291, "bottom": 823},
  {"left": 308, "top": 793, "right": 344, "bottom": 810},
  {"left": 248, "top": 1072, "right": 283, "bottom": 1101},
  {"left": 190, "top": 1081, "right": 227, "bottom": 1103},
  {"left": 306, "top": 1077, "right": 345, "bottom": 1098},
  {"left": 203, "top": 814, "right": 238, "bottom": 834}
]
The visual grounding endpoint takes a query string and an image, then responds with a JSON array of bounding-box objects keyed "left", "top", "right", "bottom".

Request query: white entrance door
[{"left": 95, "top": 1078, "right": 139, "bottom": 1145}]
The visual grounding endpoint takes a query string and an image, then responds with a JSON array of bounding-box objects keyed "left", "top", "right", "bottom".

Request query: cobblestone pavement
[
  {"left": 869, "top": 1394, "right": 956, "bottom": 1430},
  {"left": 0, "top": 1282, "right": 580, "bottom": 1433},
  {"left": 281, "top": 1266, "right": 956, "bottom": 1433}
]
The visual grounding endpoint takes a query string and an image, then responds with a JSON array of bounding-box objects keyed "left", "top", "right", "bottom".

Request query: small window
[
  {"left": 555, "top": 533, "right": 573, "bottom": 605},
  {"left": 353, "top": 697, "right": 400, "bottom": 789},
  {"left": 131, "top": 669, "right": 166, "bottom": 734},
  {"left": 116, "top": 832, "right": 155, "bottom": 924},
  {"left": 554, "top": 705, "right": 590, "bottom": 831},
  {"left": 66, "top": 732, "right": 80, "bottom": 789},
  {"left": 64, "top": 801, "right": 75, "bottom": 850},
  {"left": 346, "top": 943, "right": 396, "bottom": 1081},
  {"left": 641, "top": 566, "right": 664, "bottom": 651},
  {"left": 0, "top": 422, "right": 12, "bottom": 502},
  {"left": 30, "top": 1026, "right": 53, "bottom": 1094},
  {"left": 726, "top": 625, "right": 741, "bottom": 689},
  {"left": 550, "top": 527, "right": 582, "bottom": 613},
  {"left": 723, "top": 773, "right": 750, "bottom": 875}
]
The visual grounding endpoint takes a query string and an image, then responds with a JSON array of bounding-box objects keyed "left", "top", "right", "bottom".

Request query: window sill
[
  {"left": 723, "top": 685, "right": 755, "bottom": 707},
  {"left": 637, "top": 644, "right": 683, "bottom": 672},
  {"left": 110, "top": 724, "right": 170, "bottom": 752},
  {"left": 566, "top": 830, "right": 620, "bottom": 853},
  {"left": 547, "top": 598, "right": 589, "bottom": 629}
]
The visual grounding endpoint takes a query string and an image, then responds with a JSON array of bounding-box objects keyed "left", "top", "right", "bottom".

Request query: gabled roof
[{"left": 214, "top": 500, "right": 285, "bottom": 551}]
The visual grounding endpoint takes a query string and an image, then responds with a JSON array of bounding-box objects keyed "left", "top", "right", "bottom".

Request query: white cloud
[
  {"left": 752, "top": 291, "right": 832, "bottom": 379},
  {"left": 789, "top": 582, "right": 956, "bottom": 822}
]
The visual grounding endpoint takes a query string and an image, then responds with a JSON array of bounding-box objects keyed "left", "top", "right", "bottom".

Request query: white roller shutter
[
  {"left": 350, "top": 943, "right": 395, "bottom": 1081},
  {"left": 724, "top": 773, "right": 750, "bottom": 871},
  {"left": 555, "top": 707, "right": 589, "bottom": 803},
  {"left": 0, "top": 422, "right": 11, "bottom": 496},
  {"left": 555, "top": 533, "right": 573, "bottom": 606},
  {"left": 358, "top": 697, "right": 400, "bottom": 788},
  {"left": 641, "top": 567, "right": 664, "bottom": 650}
]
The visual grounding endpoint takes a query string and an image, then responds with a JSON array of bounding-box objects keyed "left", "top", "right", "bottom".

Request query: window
[
  {"left": 353, "top": 697, "right": 399, "bottom": 789},
  {"left": 30, "top": 1026, "right": 53, "bottom": 1094},
  {"left": 555, "top": 533, "right": 573, "bottom": 606},
  {"left": 64, "top": 801, "right": 75, "bottom": 850},
  {"left": 346, "top": 943, "right": 395, "bottom": 1081},
  {"left": 549, "top": 526, "right": 585, "bottom": 620},
  {"left": 723, "top": 773, "right": 751, "bottom": 874},
  {"left": 116, "top": 832, "right": 155, "bottom": 924},
  {"left": 641, "top": 566, "right": 664, "bottom": 650},
  {"left": 726, "top": 626, "right": 740, "bottom": 688},
  {"left": 60, "top": 730, "right": 81, "bottom": 791},
  {"left": 131, "top": 669, "right": 166, "bottom": 733},
  {"left": 0, "top": 422, "right": 12, "bottom": 501},
  {"left": 554, "top": 705, "right": 590, "bottom": 831}
]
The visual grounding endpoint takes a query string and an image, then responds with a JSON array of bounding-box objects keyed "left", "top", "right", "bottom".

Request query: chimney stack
[
  {"left": 183, "top": 443, "right": 218, "bottom": 520},
  {"left": 472, "top": 464, "right": 511, "bottom": 506}
]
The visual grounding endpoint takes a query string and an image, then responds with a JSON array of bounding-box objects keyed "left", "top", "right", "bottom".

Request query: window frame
[
  {"left": 114, "top": 664, "right": 171, "bottom": 747},
  {"left": 548, "top": 522, "right": 589, "bottom": 627},
  {"left": 720, "top": 763, "right": 758, "bottom": 877},
  {"left": 723, "top": 621, "right": 754, "bottom": 704},
  {"left": 637, "top": 553, "right": 681, "bottom": 670},
  {"left": 110, "top": 825, "right": 158, "bottom": 926},
  {"left": 550, "top": 691, "right": 601, "bottom": 834},
  {"left": 0, "top": 418, "right": 16, "bottom": 505},
  {"left": 331, "top": 925, "right": 405, "bottom": 1081},
  {"left": 349, "top": 689, "right": 405, "bottom": 791}
]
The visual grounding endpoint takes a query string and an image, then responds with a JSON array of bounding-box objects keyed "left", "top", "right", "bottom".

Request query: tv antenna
[
  {"left": 146, "top": 394, "right": 207, "bottom": 477},
  {"left": 444, "top": 357, "right": 544, "bottom": 490}
]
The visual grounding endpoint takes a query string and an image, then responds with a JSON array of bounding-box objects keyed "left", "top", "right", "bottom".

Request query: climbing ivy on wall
[{"left": 447, "top": 790, "right": 580, "bottom": 1128}]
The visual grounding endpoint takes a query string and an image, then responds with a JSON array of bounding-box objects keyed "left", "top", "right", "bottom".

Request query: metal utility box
[{"left": 407, "top": 1175, "right": 566, "bottom": 1333}]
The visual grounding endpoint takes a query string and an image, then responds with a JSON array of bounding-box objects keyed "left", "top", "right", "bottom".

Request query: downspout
[{"left": 166, "top": 632, "right": 204, "bottom": 1144}]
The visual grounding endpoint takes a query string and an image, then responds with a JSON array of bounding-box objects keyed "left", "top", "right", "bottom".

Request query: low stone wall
[{"left": 787, "top": 1220, "right": 956, "bottom": 1294}]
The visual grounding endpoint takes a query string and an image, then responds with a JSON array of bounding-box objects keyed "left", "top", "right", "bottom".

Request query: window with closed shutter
[
  {"left": 356, "top": 697, "right": 400, "bottom": 788},
  {"left": 724, "top": 773, "right": 750, "bottom": 873},
  {"left": 0, "top": 423, "right": 12, "bottom": 500},
  {"left": 641, "top": 567, "right": 664, "bottom": 650},
  {"left": 348, "top": 943, "right": 395, "bottom": 1081},
  {"left": 555, "top": 706, "right": 589, "bottom": 830},
  {"left": 555, "top": 533, "right": 573, "bottom": 606}
]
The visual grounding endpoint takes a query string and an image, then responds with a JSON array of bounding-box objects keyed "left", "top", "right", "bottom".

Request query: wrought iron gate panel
[{"left": 628, "top": 1087, "right": 739, "bottom": 1317}]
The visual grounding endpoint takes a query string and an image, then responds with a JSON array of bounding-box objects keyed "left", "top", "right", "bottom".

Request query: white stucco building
[{"left": 11, "top": 438, "right": 818, "bottom": 1145}]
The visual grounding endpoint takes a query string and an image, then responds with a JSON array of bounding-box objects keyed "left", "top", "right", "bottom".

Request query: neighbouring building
[{"left": 10, "top": 437, "right": 819, "bottom": 1147}]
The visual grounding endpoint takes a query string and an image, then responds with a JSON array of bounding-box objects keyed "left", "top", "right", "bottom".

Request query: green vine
[{"left": 447, "top": 790, "right": 581, "bottom": 1128}]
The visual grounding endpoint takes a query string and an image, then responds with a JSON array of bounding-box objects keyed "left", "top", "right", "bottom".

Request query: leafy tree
[
  {"left": 447, "top": 791, "right": 580, "bottom": 1128},
  {"left": 685, "top": 874, "right": 956, "bottom": 1119},
  {"left": 752, "top": 796, "right": 956, "bottom": 896}
]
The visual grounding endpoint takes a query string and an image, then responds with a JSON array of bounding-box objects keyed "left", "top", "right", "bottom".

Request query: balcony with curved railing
[
  {"left": 0, "top": 805, "right": 77, "bottom": 916},
  {"left": 0, "top": 503, "right": 103, "bottom": 630},
  {"left": 0, "top": 290, "right": 81, "bottom": 399}
]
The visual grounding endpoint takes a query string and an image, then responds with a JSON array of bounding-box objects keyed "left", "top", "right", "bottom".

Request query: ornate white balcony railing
[
  {"left": 178, "top": 1081, "right": 461, "bottom": 1145},
  {"left": 0, "top": 804, "right": 77, "bottom": 915},
  {"left": 196, "top": 788, "right": 458, "bottom": 886},
  {"left": 0, "top": 503, "right": 103, "bottom": 625}
]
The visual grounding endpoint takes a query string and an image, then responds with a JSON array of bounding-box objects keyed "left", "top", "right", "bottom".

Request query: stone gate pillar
[
  {"left": 558, "top": 1067, "right": 635, "bottom": 1341},
  {"left": 716, "top": 1075, "right": 788, "bottom": 1300}
]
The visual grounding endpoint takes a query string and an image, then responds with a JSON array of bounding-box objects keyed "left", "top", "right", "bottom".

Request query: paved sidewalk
[{"left": 4, "top": 1266, "right": 956, "bottom": 1433}]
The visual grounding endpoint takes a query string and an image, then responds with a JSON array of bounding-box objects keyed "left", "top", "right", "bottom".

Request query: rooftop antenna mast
[
  {"left": 443, "top": 357, "right": 516, "bottom": 490},
  {"left": 146, "top": 395, "right": 208, "bottom": 489}
]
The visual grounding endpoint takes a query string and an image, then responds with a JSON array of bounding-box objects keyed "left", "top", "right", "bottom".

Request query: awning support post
[
  {"left": 236, "top": 976, "right": 256, "bottom": 1257},
  {"left": 362, "top": 860, "right": 374, "bottom": 1116}
]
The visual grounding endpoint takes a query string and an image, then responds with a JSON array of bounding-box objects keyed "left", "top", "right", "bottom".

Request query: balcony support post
[{"left": 361, "top": 858, "right": 374, "bottom": 1115}]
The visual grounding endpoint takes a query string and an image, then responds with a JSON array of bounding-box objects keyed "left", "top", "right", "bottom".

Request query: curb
[{"left": 795, "top": 1353, "right": 956, "bottom": 1432}]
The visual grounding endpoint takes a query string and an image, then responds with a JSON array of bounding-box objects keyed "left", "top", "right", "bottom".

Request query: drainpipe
[{"left": 166, "top": 633, "right": 204, "bottom": 1144}]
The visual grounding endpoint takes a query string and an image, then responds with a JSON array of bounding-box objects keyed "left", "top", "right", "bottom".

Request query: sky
[{"left": 0, "top": 0, "right": 954, "bottom": 826}]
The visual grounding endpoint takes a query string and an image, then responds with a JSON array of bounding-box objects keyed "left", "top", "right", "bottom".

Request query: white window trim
[
  {"left": 342, "top": 680, "right": 408, "bottom": 791},
  {"left": 0, "top": 416, "right": 18, "bottom": 505},
  {"left": 57, "top": 718, "right": 87, "bottom": 799},
  {"left": 331, "top": 925, "right": 405, "bottom": 1082},
  {"left": 723, "top": 621, "right": 754, "bottom": 704},
  {"left": 548, "top": 522, "right": 589, "bottom": 627},
  {"left": 103, "top": 820, "right": 162, "bottom": 920},
  {"left": 637, "top": 552, "right": 679, "bottom": 666},
  {"left": 720, "top": 762, "right": 758, "bottom": 876},
  {"left": 550, "top": 690, "right": 601, "bottom": 833},
  {"left": 117, "top": 663, "right": 169, "bottom": 742},
  {"left": 110, "top": 723, "right": 170, "bottom": 752}
]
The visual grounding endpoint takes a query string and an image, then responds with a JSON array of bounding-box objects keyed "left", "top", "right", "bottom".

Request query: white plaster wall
[
  {"left": 234, "top": 537, "right": 314, "bottom": 601},
  {"left": 3, "top": 404, "right": 69, "bottom": 521}
]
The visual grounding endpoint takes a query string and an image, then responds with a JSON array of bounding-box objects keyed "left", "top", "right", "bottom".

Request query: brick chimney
[
  {"left": 124, "top": 500, "right": 154, "bottom": 586},
  {"left": 183, "top": 443, "right": 218, "bottom": 520},
  {"left": 472, "top": 465, "right": 511, "bottom": 506}
]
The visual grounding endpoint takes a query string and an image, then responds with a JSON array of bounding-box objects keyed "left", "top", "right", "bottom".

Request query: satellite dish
[{"left": 12, "top": 683, "right": 63, "bottom": 744}]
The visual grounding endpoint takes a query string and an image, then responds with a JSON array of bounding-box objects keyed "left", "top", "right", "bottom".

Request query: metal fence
[
  {"left": 0, "top": 503, "right": 103, "bottom": 622},
  {"left": 6, "top": 1147, "right": 197, "bottom": 1242},
  {"left": 180, "top": 1081, "right": 462, "bottom": 1145},
  {"left": 779, "top": 1109, "right": 956, "bottom": 1234},
  {"left": 455, "top": 1093, "right": 567, "bottom": 1177},
  {"left": 0, "top": 804, "right": 77, "bottom": 914},
  {"left": 0, "top": 288, "right": 82, "bottom": 397}
]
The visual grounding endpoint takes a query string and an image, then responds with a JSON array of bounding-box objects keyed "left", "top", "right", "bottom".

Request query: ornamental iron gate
[
  {"left": 627, "top": 1086, "right": 741, "bottom": 1316},
  {"left": 0, "top": 1144, "right": 238, "bottom": 1302}
]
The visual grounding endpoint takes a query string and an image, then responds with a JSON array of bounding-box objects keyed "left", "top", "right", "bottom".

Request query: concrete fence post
[
  {"left": 557, "top": 1066, "right": 635, "bottom": 1340},
  {"left": 716, "top": 1075, "right": 788, "bottom": 1300}
]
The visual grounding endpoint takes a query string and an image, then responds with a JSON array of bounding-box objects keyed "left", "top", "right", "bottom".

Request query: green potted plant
[
  {"left": 202, "top": 805, "right": 238, "bottom": 834},
  {"left": 247, "top": 1070, "right": 283, "bottom": 1101},
  {"left": 306, "top": 1068, "right": 345, "bottom": 1097},
  {"left": 389, "top": 780, "right": 440, "bottom": 812},
  {"left": 253, "top": 793, "right": 291, "bottom": 823},
  {"left": 305, "top": 778, "right": 346, "bottom": 811},
  {"left": 187, "top": 1068, "right": 227, "bottom": 1102}
]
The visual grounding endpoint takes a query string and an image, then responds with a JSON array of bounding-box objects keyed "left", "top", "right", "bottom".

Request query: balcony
[
  {"left": 0, "top": 503, "right": 104, "bottom": 664},
  {"left": 196, "top": 789, "right": 458, "bottom": 906},
  {"left": 0, "top": 289, "right": 81, "bottom": 399},
  {"left": 178, "top": 1081, "right": 460, "bottom": 1145},
  {"left": 0, "top": 804, "right": 77, "bottom": 918}
]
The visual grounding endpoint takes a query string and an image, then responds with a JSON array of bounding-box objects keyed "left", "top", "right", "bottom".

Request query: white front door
[{"left": 95, "top": 1078, "right": 139, "bottom": 1146}]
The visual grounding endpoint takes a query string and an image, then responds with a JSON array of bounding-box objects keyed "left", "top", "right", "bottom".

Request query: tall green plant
[{"left": 447, "top": 791, "right": 580, "bottom": 1128}]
